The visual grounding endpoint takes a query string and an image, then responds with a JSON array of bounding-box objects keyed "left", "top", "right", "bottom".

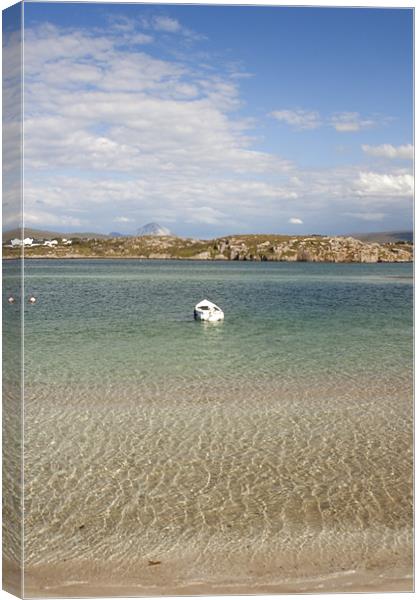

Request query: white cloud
[
  {"left": 343, "top": 212, "right": 385, "bottom": 222},
  {"left": 108, "top": 15, "right": 136, "bottom": 33},
  {"left": 289, "top": 217, "right": 303, "bottom": 224},
  {"left": 152, "top": 16, "right": 181, "bottom": 33},
  {"left": 114, "top": 216, "right": 133, "bottom": 223},
  {"left": 23, "top": 164, "right": 413, "bottom": 234},
  {"left": 271, "top": 109, "right": 386, "bottom": 134},
  {"left": 138, "top": 14, "right": 202, "bottom": 40},
  {"left": 15, "top": 21, "right": 412, "bottom": 236},
  {"left": 126, "top": 33, "right": 154, "bottom": 45},
  {"left": 140, "top": 15, "right": 206, "bottom": 43},
  {"left": 23, "top": 173, "right": 302, "bottom": 233},
  {"left": 185, "top": 206, "right": 228, "bottom": 225},
  {"left": 23, "top": 23, "right": 292, "bottom": 181},
  {"left": 355, "top": 171, "right": 413, "bottom": 197},
  {"left": 362, "top": 144, "right": 413, "bottom": 160},
  {"left": 24, "top": 23, "right": 114, "bottom": 71},
  {"left": 270, "top": 109, "right": 321, "bottom": 130},
  {"left": 24, "top": 209, "right": 83, "bottom": 228},
  {"left": 330, "top": 112, "right": 375, "bottom": 132}
]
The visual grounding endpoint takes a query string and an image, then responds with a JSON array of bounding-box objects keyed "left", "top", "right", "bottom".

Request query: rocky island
[{"left": 3, "top": 232, "right": 413, "bottom": 263}]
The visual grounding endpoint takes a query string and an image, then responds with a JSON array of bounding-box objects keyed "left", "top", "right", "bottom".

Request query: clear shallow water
[
  {"left": 21, "top": 260, "right": 413, "bottom": 385},
  {"left": 4, "top": 260, "right": 413, "bottom": 588}
]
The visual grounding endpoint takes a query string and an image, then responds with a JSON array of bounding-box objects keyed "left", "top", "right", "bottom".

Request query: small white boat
[{"left": 194, "top": 299, "right": 224, "bottom": 322}]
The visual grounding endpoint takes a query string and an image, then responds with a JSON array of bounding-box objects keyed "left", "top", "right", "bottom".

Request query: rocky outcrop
[
  {"left": 209, "top": 236, "right": 412, "bottom": 263},
  {"left": 193, "top": 251, "right": 212, "bottom": 260},
  {"left": 5, "top": 233, "right": 413, "bottom": 263}
]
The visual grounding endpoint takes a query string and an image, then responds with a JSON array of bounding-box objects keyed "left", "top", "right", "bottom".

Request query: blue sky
[{"left": 4, "top": 2, "right": 413, "bottom": 236}]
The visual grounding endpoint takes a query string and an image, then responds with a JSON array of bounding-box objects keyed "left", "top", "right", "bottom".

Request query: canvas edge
[{"left": 2, "top": 1, "right": 24, "bottom": 597}]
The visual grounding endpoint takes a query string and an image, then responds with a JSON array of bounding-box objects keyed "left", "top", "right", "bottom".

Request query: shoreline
[
  {"left": 2, "top": 254, "right": 414, "bottom": 263},
  {"left": 20, "top": 561, "right": 413, "bottom": 597}
]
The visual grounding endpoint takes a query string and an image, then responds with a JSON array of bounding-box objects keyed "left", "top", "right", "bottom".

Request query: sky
[{"left": 3, "top": 2, "right": 414, "bottom": 237}]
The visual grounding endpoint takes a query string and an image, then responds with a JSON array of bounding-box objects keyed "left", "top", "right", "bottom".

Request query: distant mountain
[
  {"left": 108, "top": 231, "right": 125, "bottom": 238},
  {"left": 350, "top": 231, "right": 413, "bottom": 243},
  {"left": 136, "top": 222, "right": 171, "bottom": 236}
]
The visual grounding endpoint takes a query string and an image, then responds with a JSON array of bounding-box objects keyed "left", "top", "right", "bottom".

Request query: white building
[{"left": 9, "top": 237, "right": 33, "bottom": 247}]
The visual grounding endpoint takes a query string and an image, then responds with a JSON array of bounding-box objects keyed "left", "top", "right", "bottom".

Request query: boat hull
[{"left": 194, "top": 309, "right": 224, "bottom": 322}]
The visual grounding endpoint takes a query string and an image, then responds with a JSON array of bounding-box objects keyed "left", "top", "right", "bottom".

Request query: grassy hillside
[{"left": 348, "top": 231, "right": 413, "bottom": 243}]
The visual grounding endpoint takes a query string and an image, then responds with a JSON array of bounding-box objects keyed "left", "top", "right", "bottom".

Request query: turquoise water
[
  {"left": 3, "top": 260, "right": 413, "bottom": 589},
  {"left": 21, "top": 260, "right": 412, "bottom": 386}
]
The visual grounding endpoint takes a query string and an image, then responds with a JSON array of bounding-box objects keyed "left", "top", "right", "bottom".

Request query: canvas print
[{"left": 2, "top": 2, "right": 413, "bottom": 597}]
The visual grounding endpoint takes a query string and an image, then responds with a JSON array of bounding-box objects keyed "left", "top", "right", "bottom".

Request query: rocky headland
[{"left": 4, "top": 233, "right": 413, "bottom": 263}]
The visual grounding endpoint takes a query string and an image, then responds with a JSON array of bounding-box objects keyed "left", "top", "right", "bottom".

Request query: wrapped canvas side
[{"left": 2, "top": 2, "right": 24, "bottom": 597}]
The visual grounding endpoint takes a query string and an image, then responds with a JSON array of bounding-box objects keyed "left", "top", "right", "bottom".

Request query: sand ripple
[{"left": 22, "top": 373, "right": 412, "bottom": 584}]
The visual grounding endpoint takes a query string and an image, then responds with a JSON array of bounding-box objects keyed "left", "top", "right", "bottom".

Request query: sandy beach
[{"left": 20, "top": 560, "right": 413, "bottom": 597}]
